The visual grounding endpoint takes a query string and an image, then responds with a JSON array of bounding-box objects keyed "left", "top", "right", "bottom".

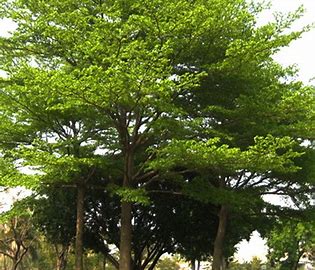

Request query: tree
[
  {"left": 149, "top": 135, "right": 312, "bottom": 268},
  {"left": 0, "top": 1, "right": 314, "bottom": 270},
  {"left": 0, "top": 1, "right": 205, "bottom": 269},
  {"left": 228, "top": 257, "right": 267, "bottom": 270},
  {"left": 30, "top": 187, "right": 77, "bottom": 270},
  {"left": 250, "top": 256, "right": 262, "bottom": 270},
  {"left": 156, "top": 256, "right": 180, "bottom": 270},
  {"left": 267, "top": 217, "right": 315, "bottom": 270},
  {"left": 0, "top": 214, "right": 35, "bottom": 270},
  {"left": 0, "top": 48, "right": 111, "bottom": 270}
]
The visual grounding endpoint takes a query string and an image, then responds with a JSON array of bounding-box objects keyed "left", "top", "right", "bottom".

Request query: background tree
[
  {"left": 149, "top": 135, "right": 313, "bottom": 269},
  {"left": 0, "top": 213, "right": 35, "bottom": 270},
  {"left": 155, "top": 256, "right": 180, "bottom": 270},
  {"left": 267, "top": 216, "right": 315, "bottom": 270},
  {"left": 30, "top": 187, "right": 76, "bottom": 270}
]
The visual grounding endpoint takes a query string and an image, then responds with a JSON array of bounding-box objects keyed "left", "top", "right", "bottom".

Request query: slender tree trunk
[
  {"left": 11, "top": 245, "right": 28, "bottom": 270},
  {"left": 119, "top": 150, "right": 134, "bottom": 270},
  {"left": 105, "top": 253, "right": 119, "bottom": 269},
  {"left": 75, "top": 184, "right": 85, "bottom": 270},
  {"left": 55, "top": 244, "right": 69, "bottom": 270},
  {"left": 191, "top": 260, "right": 196, "bottom": 270},
  {"left": 292, "top": 250, "right": 304, "bottom": 270},
  {"left": 146, "top": 251, "right": 164, "bottom": 270},
  {"left": 11, "top": 261, "right": 16, "bottom": 270},
  {"left": 4, "top": 255, "right": 7, "bottom": 270},
  {"left": 119, "top": 202, "right": 132, "bottom": 270},
  {"left": 197, "top": 260, "right": 200, "bottom": 270},
  {"left": 212, "top": 205, "right": 229, "bottom": 270},
  {"left": 11, "top": 258, "right": 18, "bottom": 270}
]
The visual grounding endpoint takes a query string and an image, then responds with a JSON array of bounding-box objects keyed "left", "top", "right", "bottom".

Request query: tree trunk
[
  {"left": 56, "top": 245, "right": 69, "bottom": 270},
  {"left": 119, "top": 147, "right": 134, "bottom": 270},
  {"left": 292, "top": 250, "right": 304, "bottom": 270},
  {"left": 75, "top": 184, "right": 85, "bottom": 270},
  {"left": 191, "top": 260, "right": 196, "bottom": 270},
  {"left": 146, "top": 251, "right": 164, "bottom": 270},
  {"left": 105, "top": 253, "right": 119, "bottom": 269},
  {"left": 11, "top": 257, "right": 19, "bottom": 270},
  {"left": 11, "top": 244, "right": 28, "bottom": 270},
  {"left": 212, "top": 205, "right": 229, "bottom": 270},
  {"left": 197, "top": 260, "right": 200, "bottom": 270},
  {"left": 119, "top": 201, "right": 132, "bottom": 270},
  {"left": 3, "top": 255, "right": 7, "bottom": 270},
  {"left": 11, "top": 259, "right": 17, "bottom": 270}
]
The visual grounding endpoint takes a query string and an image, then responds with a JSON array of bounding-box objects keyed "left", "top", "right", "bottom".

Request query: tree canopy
[{"left": 0, "top": 0, "right": 314, "bottom": 270}]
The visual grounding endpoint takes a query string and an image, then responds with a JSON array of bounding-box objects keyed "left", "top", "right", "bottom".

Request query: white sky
[
  {"left": 0, "top": 0, "right": 314, "bottom": 264},
  {"left": 258, "top": 0, "right": 315, "bottom": 84}
]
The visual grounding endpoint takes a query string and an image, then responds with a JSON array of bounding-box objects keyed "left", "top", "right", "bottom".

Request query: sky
[
  {"left": 0, "top": 0, "right": 314, "bottom": 264},
  {"left": 259, "top": 0, "right": 315, "bottom": 84}
]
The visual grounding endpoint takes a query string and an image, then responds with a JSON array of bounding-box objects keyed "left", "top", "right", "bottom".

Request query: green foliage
[
  {"left": 156, "top": 256, "right": 181, "bottom": 270},
  {"left": 0, "top": 196, "right": 32, "bottom": 223},
  {"left": 150, "top": 135, "right": 302, "bottom": 175},
  {"left": 267, "top": 218, "right": 315, "bottom": 270},
  {"left": 110, "top": 185, "right": 150, "bottom": 205},
  {"left": 0, "top": 157, "right": 39, "bottom": 188},
  {"left": 228, "top": 257, "right": 270, "bottom": 270}
]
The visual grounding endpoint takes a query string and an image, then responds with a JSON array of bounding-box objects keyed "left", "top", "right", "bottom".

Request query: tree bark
[
  {"left": 119, "top": 202, "right": 132, "bottom": 270},
  {"left": 119, "top": 145, "right": 134, "bottom": 270},
  {"left": 11, "top": 245, "right": 28, "bottom": 270},
  {"left": 212, "top": 205, "right": 229, "bottom": 270},
  {"left": 75, "top": 184, "right": 85, "bottom": 270},
  {"left": 55, "top": 244, "right": 69, "bottom": 270},
  {"left": 11, "top": 258, "right": 17, "bottom": 270}
]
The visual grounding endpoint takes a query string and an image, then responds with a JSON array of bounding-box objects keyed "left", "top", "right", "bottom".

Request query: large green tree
[{"left": 0, "top": 1, "right": 314, "bottom": 270}]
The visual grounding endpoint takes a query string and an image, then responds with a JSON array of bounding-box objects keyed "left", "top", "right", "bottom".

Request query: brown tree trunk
[
  {"left": 119, "top": 202, "right": 132, "bottom": 270},
  {"left": 11, "top": 259, "right": 17, "bottom": 270},
  {"left": 55, "top": 244, "right": 69, "bottom": 270},
  {"left": 75, "top": 184, "right": 85, "bottom": 270},
  {"left": 57, "top": 256, "right": 67, "bottom": 270},
  {"left": 212, "top": 205, "right": 229, "bottom": 270},
  {"left": 11, "top": 245, "right": 28, "bottom": 270},
  {"left": 119, "top": 149, "right": 134, "bottom": 270}
]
